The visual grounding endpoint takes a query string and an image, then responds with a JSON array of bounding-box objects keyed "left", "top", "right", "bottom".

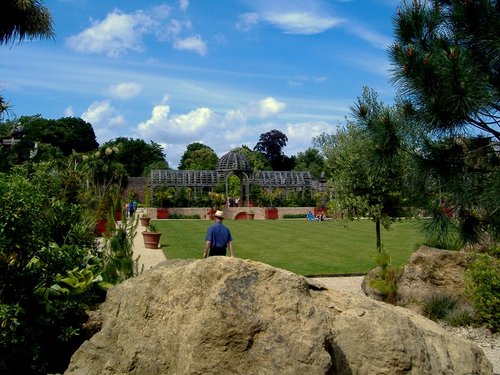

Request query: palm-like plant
[{"left": 0, "top": 0, "right": 54, "bottom": 45}]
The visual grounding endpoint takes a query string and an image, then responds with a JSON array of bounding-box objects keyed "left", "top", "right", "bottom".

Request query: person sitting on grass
[{"left": 306, "top": 211, "right": 315, "bottom": 221}]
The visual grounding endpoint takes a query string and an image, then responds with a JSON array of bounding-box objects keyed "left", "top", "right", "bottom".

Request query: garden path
[{"left": 132, "top": 211, "right": 167, "bottom": 271}]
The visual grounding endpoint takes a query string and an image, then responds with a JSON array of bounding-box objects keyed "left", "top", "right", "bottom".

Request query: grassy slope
[{"left": 154, "top": 219, "right": 425, "bottom": 275}]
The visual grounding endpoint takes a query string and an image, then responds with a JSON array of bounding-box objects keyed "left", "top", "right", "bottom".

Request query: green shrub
[
  {"left": 422, "top": 294, "right": 457, "bottom": 321},
  {"left": 283, "top": 213, "right": 308, "bottom": 219},
  {"left": 422, "top": 208, "right": 463, "bottom": 250},
  {"left": 368, "top": 247, "right": 401, "bottom": 304},
  {"left": 464, "top": 253, "right": 500, "bottom": 331},
  {"left": 0, "top": 166, "right": 103, "bottom": 374},
  {"left": 168, "top": 213, "right": 201, "bottom": 219},
  {"left": 443, "top": 307, "right": 475, "bottom": 327}
]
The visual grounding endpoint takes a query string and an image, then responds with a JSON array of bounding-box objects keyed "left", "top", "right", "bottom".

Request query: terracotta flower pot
[
  {"left": 157, "top": 208, "right": 169, "bottom": 219},
  {"left": 140, "top": 217, "right": 151, "bottom": 227},
  {"left": 265, "top": 208, "right": 278, "bottom": 220},
  {"left": 142, "top": 231, "right": 162, "bottom": 249}
]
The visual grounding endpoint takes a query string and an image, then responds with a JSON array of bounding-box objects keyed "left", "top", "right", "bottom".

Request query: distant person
[
  {"left": 203, "top": 210, "right": 235, "bottom": 258},
  {"left": 128, "top": 202, "right": 135, "bottom": 217},
  {"left": 306, "top": 211, "right": 315, "bottom": 221}
]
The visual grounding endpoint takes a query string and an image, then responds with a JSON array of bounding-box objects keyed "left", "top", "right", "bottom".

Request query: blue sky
[{"left": 1, "top": 0, "right": 400, "bottom": 168}]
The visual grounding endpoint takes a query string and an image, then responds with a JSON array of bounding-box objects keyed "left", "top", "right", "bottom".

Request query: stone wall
[
  {"left": 142, "top": 207, "right": 314, "bottom": 220},
  {"left": 123, "top": 177, "right": 147, "bottom": 202}
]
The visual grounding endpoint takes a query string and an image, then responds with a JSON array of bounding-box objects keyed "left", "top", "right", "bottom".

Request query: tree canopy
[
  {"left": 1, "top": 0, "right": 55, "bottom": 118},
  {"left": 231, "top": 145, "right": 271, "bottom": 171},
  {"left": 0, "top": 116, "right": 98, "bottom": 170},
  {"left": 178, "top": 142, "right": 217, "bottom": 170},
  {"left": 389, "top": 0, "right": 500, "bottom": 246},
  {"left": 389, "top": 0, "right": 500, "bottom": 141},
  {"left": 1, "top": 0, "right": 54, "bottom": 45},
  {"left": 102, "top": 137, "right": 168, "bottom": 176},
  {"left": 20, "top": 116, "right": 98, "bottom": 155},
  {"left": 293, "top": 147, "right": 326, "bottom": 179},
  {"left": 254, "top": 129, "right": 294, "bottom": 170},
  {"left": 316, "top": 88, "right": 410, "bottom": 251}
]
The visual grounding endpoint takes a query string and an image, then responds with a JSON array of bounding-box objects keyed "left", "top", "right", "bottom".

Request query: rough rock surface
[
  {"left": 395, "top": 246, "right": 473, "bottom": 308},
  {"left": 65, "top": 257, "right": 492, "bottom": 375}
]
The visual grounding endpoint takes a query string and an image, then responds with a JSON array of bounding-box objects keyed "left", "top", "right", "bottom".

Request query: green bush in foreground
[
  {"left": 368, "top": 247, "right": 402, "bottom": 304},
  {"left": 422, "top": 294, "right": 457, "bottom": 321},
  {"left": 465, "top": 253, "right": 500, "bottom": 331},
  {"left": 443, "top": 307, "right": 475, "bottom": 327}
]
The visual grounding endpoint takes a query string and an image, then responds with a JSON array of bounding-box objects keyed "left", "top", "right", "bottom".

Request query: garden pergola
[{"left": 150, "top": 151, "right": 324, "bottom": 205}]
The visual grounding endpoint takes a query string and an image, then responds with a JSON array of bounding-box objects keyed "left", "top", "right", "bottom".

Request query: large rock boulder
[
  {"left": 395, "top": 246, "right": 473, "bottom": 308},
  {"left": 65, "top": 257, "right": 492, "bottom": 375},
  {"left": 362, "top": 246, "right": 474, "bottom": 310}
]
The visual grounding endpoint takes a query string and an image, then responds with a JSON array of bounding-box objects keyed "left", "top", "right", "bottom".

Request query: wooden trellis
[{"left": 149, "top": 151, "right": 320, "bottom": 204}]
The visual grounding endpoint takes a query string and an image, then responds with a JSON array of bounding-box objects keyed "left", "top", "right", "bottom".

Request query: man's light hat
[{"left": 214, "top": 210, "right": 224, "bottom": 219}]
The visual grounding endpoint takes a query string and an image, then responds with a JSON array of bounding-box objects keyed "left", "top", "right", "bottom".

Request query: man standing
[{"left": 203, "top": 210, "right": 235, "bottom": 258}]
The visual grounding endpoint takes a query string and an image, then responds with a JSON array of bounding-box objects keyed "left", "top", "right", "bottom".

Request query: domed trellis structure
[{"left": 149, "top": 151, "right": 321, "bottom": 206}]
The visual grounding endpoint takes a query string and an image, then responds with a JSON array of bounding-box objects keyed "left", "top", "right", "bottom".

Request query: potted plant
[
  {"left": 142, "top": 222, "right": 162, "bottom": 249},
  {"left": 262, "top": 188, "right": 282, "bottom": 220},
  {"left": 95, "top": 192, "right": 114, "bottom": 236},
  {"left": 153, "top": 187, "right": 174, "bottom": 219},
  {"left": 140, "top": 212, "right": 151, "bottom": 227}
]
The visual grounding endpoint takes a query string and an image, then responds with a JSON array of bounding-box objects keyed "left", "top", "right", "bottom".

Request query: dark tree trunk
[{"left": 375, "top": 218, "right": 381, "bottom": 252}]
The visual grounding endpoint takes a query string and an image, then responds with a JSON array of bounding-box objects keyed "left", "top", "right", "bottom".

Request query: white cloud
[
  {"left": 107, "top": 82, "right": 142, "bottom": 100},
  {"left": 66, "top": 8, "right": 170, "bottom": 57},
  {"left": 172, "top": 107, "right": 213, "bottom": 132},
  {"left": 347, "top": 23, "right": 392, "bottom": 49},
  {"left": 66, "top": 5, "right": 208, "bottom": 58},
  {"left": 137, "top": 104, "right": 213, "bottom": 140},
  {"left": 173, "top": 35, "right": 207, "bottom": 56},
  {"left": 133, "top": 95, "right": 337, "bottom": 168},
  {"left": 275, "top": 121, "right": 335, "bottom": 156},
  {"left": 226, "top": 96, "right": 286, "bottom": 119},
  {"left": 238, "top": 1, "right": 343, "bottom": 35},
  {"left": 81, "top": 100, "right": 125, "bottom": 141},
  {"left": 64, "top": 106, "right": 74, "bottom": 117},
  {"left": 179, "top": 0, "right": 189, "bottom": 11},
  {"left": 264, "top": 12, "right": 342, "bottom": 35},
  {"left": 257, "top": 97, "right": 286, "bottom": 117},
  {"left": 237, "top": 12, "right": 260, "bottom": 32},
  {"left": 66, "top": 11, "right": 153, "bottom": 57}
]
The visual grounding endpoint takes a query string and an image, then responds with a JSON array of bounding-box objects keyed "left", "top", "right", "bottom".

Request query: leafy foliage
[
  {"left": 465, "top": 253, "right": 500, "bottom": 331},
  {"left": 10, "top": 116, "right": 98, "bottom": 156},
  {"left": 422, "top": 294, "right": 458, "bottom": 321},
  {"left": 0, "top": 0, "right": 54, "bottom": 46},
  {"left": 293, "top": 147, "right": 326, "bottom": 179},
  {"left": 231, "top": 145, "right": 271, "bottom": 171},
  {"left": 103, "top": 137, "right": 168, "bottom": 176},
  {"left": 316, "top": 88, "right": 411, "bottom": 251},
  {"left": 100, "top": 215, "right": 142, "bottom": 285},
  {"left": 389, "top": 0, "right": 500, "bottom": 247},
  {"left": 179, "top": 142, "right": 217, "bottom": 170},
  {"left": 254, "top": 129, "right": 294, "bottom": 170},
  {"left": 0, "top": 157, "right": 141, "bottom": 373},
  {"left": 0, "top": 165, "right": 100, "bottom": 374},
  {"left": 389, "top": 0, "right": 500, "bottom": 140},
  {"left": 368, "top": 247, "right": 401, "bottom": 303}
]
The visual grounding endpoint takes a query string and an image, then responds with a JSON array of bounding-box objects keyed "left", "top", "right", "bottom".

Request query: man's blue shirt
[{"left": 205, "top": 222, "right": 232, "bottom": 248}]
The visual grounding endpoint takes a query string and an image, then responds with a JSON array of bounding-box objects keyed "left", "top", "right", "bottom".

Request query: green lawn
[{"left": 153, "top": 219, "right": 426, "bottom": 276}]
